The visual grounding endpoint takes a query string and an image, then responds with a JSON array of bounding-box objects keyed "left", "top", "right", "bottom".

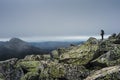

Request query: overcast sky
[{"left": 0, "top": 0, "right": 120, "bottom": 41}]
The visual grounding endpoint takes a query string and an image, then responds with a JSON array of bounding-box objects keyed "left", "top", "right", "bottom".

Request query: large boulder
[
  {"left": 39, "top": 63, "right": 89, "bottom": 80},
  {"left": 64, "top": 65, "right": 89, "bottom": 80},
  {"left": 51, "top": 50, "right": 59, "bottom": 59},
  {"left": 59, "top": 37, "right": 99, "bottom": 65},
  {"left": 24, "top": 55, "right": 43, "bottom": 61},
  {"left": 21, "top": 72, "right": 39, "bottom": 80},
  {"left": 0, "top": 58, "right": 24, "bottom": 80},
  {"left": 24, "top": 54, "right": 51, "bottom": 61},
  {"left": 108, "top": 33, "right": 120, "bottom": 44},
  {"left": 108, "top": 33, "right": 117, "bottom": 39},
  {"left": 90, "top": 41, "right": 120, "bottom": 67},
  {"left": 85, "top": 65, "right": 120, "bottom": 80},
  {"left": 117, "top": 33, "right": 120, "bottom": 39},
  {"left": 17, "top": 59, "right": 42, "bottom": 80},
  {"left": 51, "top": 48, "right": 67, "bottom": 59},
  {"left": 17, "top": 60, "right": 41, "bottom": 73}
]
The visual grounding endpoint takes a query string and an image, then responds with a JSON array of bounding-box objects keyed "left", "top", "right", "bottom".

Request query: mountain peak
[{"left": 9, "top": 38, "right": 24, "bottom": 43}]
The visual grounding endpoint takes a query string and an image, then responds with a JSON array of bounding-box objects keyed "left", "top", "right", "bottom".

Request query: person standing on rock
[{"left": 101, "top": 29, "right": 104, "bottom": 40}]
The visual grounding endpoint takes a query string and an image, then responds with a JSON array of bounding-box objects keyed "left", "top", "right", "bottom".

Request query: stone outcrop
[
  {"left": 85, "top": 65, "right": 120, "bottom": 80},
  {"left": 0, "top": 33, "right": 120, "bottom": 80},
  {"left": 0, "top": 58, "right": 24, "bottom": 80},
  {"left": 59, "top": 37, "right": 99, "bottom": 65}
]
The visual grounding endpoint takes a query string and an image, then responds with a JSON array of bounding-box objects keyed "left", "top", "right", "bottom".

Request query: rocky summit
[{"left": 0, "top": 33, "right": 120, "bottom": 80}]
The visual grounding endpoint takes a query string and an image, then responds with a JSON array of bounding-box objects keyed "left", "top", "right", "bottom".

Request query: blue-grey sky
[{"left": 0, "top": 0, "right": 120, "bottom": 41}]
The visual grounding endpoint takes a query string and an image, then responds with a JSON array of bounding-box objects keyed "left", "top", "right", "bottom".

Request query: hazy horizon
[{"left": 0, "top": 35, "right": 110, "bottom": 42}]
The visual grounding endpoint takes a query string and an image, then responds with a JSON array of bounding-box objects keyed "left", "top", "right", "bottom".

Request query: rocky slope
[{"left": 0, "top": 33, "right": 120, "bottom": 80}]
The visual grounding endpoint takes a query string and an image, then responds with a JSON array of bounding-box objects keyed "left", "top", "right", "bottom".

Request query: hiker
[{"left": 101, "top": 29, "right": 104, "bottom": 40}]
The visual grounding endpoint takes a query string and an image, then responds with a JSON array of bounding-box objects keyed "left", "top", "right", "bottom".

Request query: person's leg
[{"left": 102, "top": 35, "right": 103, "bottom": 40}]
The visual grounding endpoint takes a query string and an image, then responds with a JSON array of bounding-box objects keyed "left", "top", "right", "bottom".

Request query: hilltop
[
  {"left": 0, "top": 38, "right": 46, "bottom": 60},
  {"left": 0, "top": 33, "right": 120, "bottom": 80}
]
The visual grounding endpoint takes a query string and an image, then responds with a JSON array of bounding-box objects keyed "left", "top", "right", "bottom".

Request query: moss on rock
[
  {"left": 85, "top": 65, "right": 120, "bottom": 80},
  {"left": 91, "top": 44, "right": 120, "bottom": 67},
  {"left": 0, "top": 73, "right": 5, "bottom": 80},
  {"left": 21, "top": 72, "right": 39, "bottom": 80},
  {"left": 59, "top": 37, "right": 99, "bottom": 65},
  {"left": 17, "top": 61, "right": 40, "bottom": 72}
]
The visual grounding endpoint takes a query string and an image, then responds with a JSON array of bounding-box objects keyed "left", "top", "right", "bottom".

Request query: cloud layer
[{"left": 0, "top": 0, "right": 120, "bottom": 39}]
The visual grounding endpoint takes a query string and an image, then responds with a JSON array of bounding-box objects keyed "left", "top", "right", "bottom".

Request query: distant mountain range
[
  {"left": 0, "top": 38, "right": 83, "bottom": 61},
  {"left": 0, "top": 38, "right": 45, "bottom": 60},
  {"left": 30, "top": 41, "right": 83, "bottom": 51}
]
